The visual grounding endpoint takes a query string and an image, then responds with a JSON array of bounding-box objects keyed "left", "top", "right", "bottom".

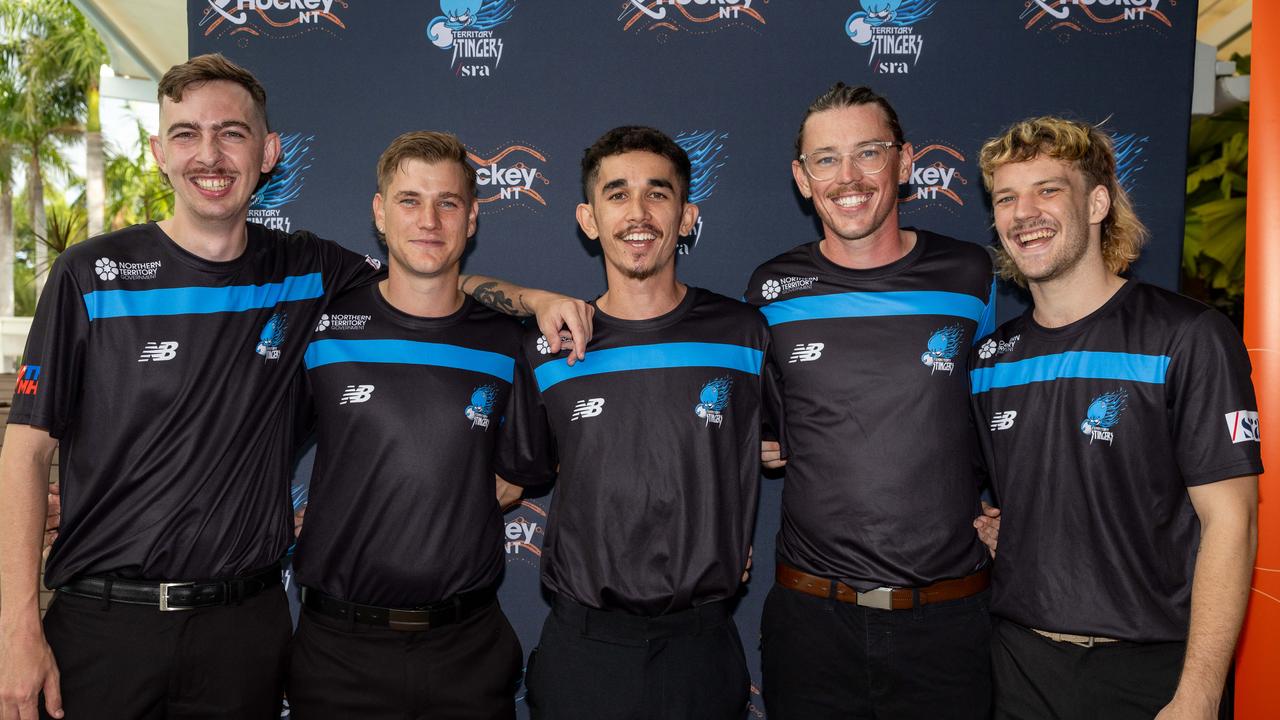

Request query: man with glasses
[{"left": 743, "top": 83, "right": 996, "bottom": 719}]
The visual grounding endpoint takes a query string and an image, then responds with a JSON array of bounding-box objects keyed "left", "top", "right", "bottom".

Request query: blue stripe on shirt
[
  {"left": 760, "top": 290, "right": 987, "bottom": 327},
  {"left": 534, "top": 341, "right": 763, "bottom": 392},
  {"left": 970, "top": 350, "right": 1170, "bottom": 395},
  {"left": 304, "top": 339, "right": 515, "bottom": 382},
  {"left": 83, "top": 272, "right": 324, "bottom": 321}
]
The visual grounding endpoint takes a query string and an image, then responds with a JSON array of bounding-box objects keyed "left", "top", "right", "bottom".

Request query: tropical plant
[{"left": 105, "top": 116, "right": 174, "bottom": 229}]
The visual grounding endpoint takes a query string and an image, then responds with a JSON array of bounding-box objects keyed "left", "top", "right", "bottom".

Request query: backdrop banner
[{"left": 189, "top": 2, "right": 1198, "bottom": 717}]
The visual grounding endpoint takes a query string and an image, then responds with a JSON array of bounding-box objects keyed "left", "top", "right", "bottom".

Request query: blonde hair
[
  {"left": 977, "top": 117, "right": 1148, "bottom": 285},
  {"left": 376, "top": 131, "right": 476, "bottom": 197}
]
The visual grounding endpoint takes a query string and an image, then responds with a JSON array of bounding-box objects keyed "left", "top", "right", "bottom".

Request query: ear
[
  {"left": 372, "top": 193, "right": 386, "bottom": 234},
  {"left": 792, "top": 160, "right": 812, "bottom": 199},
  {"left": 149, "top": 134, "right": 166, "bottom": 174},
  {"left": 679, "top": 202, "right": 700, "bottom": 237},
  {"left": 466, "top": 197, "right": 479, "bottom": 238},
  {"left": 261, "top": 131, "right": 282, "bottom": 174},
  {"left": 1088, "top": 184, "right": 1110, "bottom": 225},
  {"left": 576, "top": 202, "right": 600, "bottom": 240},
  {"left": 897, "top": 141, "right": 914, "bottom": 184}
]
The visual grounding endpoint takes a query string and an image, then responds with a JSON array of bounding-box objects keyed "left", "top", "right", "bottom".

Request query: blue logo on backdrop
[
  {"left": 1111, "top": 132, "right": 1150, "bottom": 194},
  {"left": 465, "top": 383, "right": 498, "bottom": 429},
  {"left": 255, "top": 312, "right": 288, "bottom": 360},
  {"left": 1080, "top": 388, "right": 1128, "bottom": 445},
  {"left": 674, "top": 130, "right": 728, "bottom": 255},
  {"left": 249, "top": 132, "right": 313, "bottom": 233},
  {"left": 845, "top": 0, "right": 938, "bottom": 73},
  {"left": 427, "top": 0, "right": 515, "bottom": 76},
  {"left": 920, "top": 323, "right": 962, "bottom": 375},
  {"left": 695, "top": 377, "right": 733, "bottom": 427}
]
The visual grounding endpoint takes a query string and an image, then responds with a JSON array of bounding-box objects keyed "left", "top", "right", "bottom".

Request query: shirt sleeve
[
  {"left": 7, "top": 254, "right": 90, "bottom": 437},
  {"left": 760, "top": 339, "right": 788, "bottom": 458},
  {"left": 318, "top": 237, "right": 386, "bottom": 297},
  {"left": 495, "top": 341, "right": 558, "bottom": 487},
  {"left": 1166, "top": 308, "right": 1264, "bottom": 486}
]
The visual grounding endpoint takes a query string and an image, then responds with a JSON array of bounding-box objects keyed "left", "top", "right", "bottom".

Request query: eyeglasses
[{"left": 798, "top": 141, "right": 902, "bottom": 181}]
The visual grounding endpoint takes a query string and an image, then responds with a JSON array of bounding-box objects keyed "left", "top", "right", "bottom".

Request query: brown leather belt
[{"left": 776, "top": 563, "right": 990, "bottom": 610}]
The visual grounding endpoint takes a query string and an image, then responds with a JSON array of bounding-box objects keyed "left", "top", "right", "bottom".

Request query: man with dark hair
[
  {"left": 972, "top": 116, "right": 1260, "bottom": 719},
  {"left": 497, "top": 125, "right": 784, "bottom": 719},
  {"left": 286, "top": 130, "right": 528, "bottom": 718},
  {"left": 743, "top": 82, "right": 997, "bottom": 719}
]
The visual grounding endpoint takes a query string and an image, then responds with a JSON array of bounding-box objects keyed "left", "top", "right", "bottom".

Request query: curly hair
[{"left": 977, "top": 116, "right": 1148, "bottom": 285}]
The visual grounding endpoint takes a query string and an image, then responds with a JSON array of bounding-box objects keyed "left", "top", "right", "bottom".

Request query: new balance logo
[
  {"left": 570, "top": 398, "right": 605, "bottom": 421},
  {"left": 340, "top": 384, "right": 375, "bottom": 405},
  {"left": 788, "top": 342, "right": 824, "bottom": 363},
  {"left": 990, "top": 411, "right": 1018, "bottom": 431},
  {"left": 1224, "top": 410, "right": 1260, "bottom": 443},
  {"left": 138, "top": 341, "right": 178, "bottom": 362}
]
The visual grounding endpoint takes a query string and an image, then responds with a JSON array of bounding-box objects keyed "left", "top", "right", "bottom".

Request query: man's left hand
[
  {"left": 1154, "top": 694, "right": 1217, "bottom": 720},
  {"left": 527, "top": 291, "right": 593, "bottom": 365}
]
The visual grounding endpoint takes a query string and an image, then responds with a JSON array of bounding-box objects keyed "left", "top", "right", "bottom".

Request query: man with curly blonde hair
[{"left": 970, "top": 116, "right": 1261, "bottom": 719}]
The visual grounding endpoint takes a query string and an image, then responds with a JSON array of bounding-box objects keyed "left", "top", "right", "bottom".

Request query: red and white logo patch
[{"left": 1224, "top": 410, "right": 1260, "bottom": 444}]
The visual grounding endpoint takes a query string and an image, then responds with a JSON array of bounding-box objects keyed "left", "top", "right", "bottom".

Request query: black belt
[
  {"left": 58, "top": 563, "right": 282, "bottom": 611},
  {"left": 301, "top": 585, "right": 497, "bottom": 632}
]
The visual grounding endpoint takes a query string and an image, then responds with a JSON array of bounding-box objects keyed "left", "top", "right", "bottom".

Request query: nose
[
  {"left": 419, "top": 203, "right": 440, "bottom": 230},
  {"left": 1012, "top": 193, "right": 1039, "bottom": 221},
  {"left": 624, "top": 193, "right": 650, "bottom": 223},
  {"left": 835, "top": 153, "right": 864, "bottom": 184},
  {"left": 195, "top": 133, "right": 223, "bottom": 166}
]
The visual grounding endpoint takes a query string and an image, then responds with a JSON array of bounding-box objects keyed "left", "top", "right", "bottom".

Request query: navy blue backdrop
[{"left": 188, "top": 1, "right": 1196, "bottom": 717}]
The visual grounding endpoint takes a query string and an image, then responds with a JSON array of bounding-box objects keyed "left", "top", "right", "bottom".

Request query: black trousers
[
  {"left": 287, "top": 600, "right": 522, "bottom": 720},
  {"left": 760, "top": 583, "right": 993, "bottom": 720},
  {"left": 41, "top": 586, "right": 291, "bottom": 720},
  {"left": 524, "top": 596, "right": 749, "bottom": 720},
  {"left": 991, "top": 618, "right": 1186, "bottom": 720}
]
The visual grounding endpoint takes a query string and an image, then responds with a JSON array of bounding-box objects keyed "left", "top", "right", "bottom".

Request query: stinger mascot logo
[
  {"left": 695, "top": 377, "right": 733, "bottom": 427},
  {"left": 674, "top": 130, "right": 728, "bottom": 254},
  {"left": 427, "top": 0, "right": 516, "bottom": 76},
  {"left": 249, "top": 132, "right": 313, "bottom": 233},
  {"left": 465, "top": 384, "right": 499, "bottom": 429},
  {"left": 846, "top": 0, "right": 937, "bottom": 73},
  {"left": 920, "top": 323, "right": 962, "bottom": 375},
  {"left": 1081, "top": 388, "right": 1128, "bottom": 445},
  {"left": 255, "top": 312, "right": 288, "bottom": 360}
]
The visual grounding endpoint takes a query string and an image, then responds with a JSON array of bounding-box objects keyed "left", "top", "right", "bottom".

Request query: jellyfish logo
[
  {"left": 427, "top": 0, "right": 515, "bottom": 50},
  {"left": 920, "top": 324, "right": 963, "bottom": 375},
  {"left": 846, "top": 0, "right": 937, "bottom": 45},
  {"left": 255, "top": 312, "right": 288, "bottom": 360},
  {"left": 1081, "top": 389, "right": 1128, "bottom": 445},
  {"left": 465, "top": 384, "right": 499, "bottom": 429},
  {"left": 694, "top": 377, "right": 733, "bottom": 427}
]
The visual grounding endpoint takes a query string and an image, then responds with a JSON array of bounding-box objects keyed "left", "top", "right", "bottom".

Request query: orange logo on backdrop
[{"left": 467, "top": 144, "right": 550, "bottom": 210}]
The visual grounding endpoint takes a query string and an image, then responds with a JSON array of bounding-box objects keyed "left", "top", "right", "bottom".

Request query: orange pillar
[{"left": 1236, "top": 2, "right": 1280, "bottom": 717}]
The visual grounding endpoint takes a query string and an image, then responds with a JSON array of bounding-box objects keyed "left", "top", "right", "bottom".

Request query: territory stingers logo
[
  {"left": 198, "top": 0, "right": 349, "bottom": 42},
  {"left": 845, "top": 1, "right": 938, "bottom": 74},
  {"left": 1021, "top": 0, "right": 1172, "bottom": 39},
  {"left": 255, "top": 312, "right": 288, "bottom": 360},
  {"left": 695, "top": 377, "right": 733, "bottom": 427},
  {"left": 920, "top": 324, "right": 962, "bottom": 375},
  {"left": 674, "top": 130, "right": 728, "bottom": 255},
  {"left": 900, "top": 140, "right": 967, "bottom": 214},
  {"left": 465, "top": 384, "right": 499, "bottom": 429},
  {"left": 618, "top": 0, "right": 766, "bottom": 40},
  {"left": 427, "top": 0, "right": 516, "bottom": 77},
  {"left": 1081, "top": 388, "right": 1127, "bottom": 445},
  {"left": 466, "top": 142, "right": 549, "bottom": 212},
  {"left": 250, "top": 132, "right": 313, "bottom": 233}
]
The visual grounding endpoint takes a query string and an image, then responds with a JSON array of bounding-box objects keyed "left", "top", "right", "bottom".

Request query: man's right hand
[
  {"left": 973, "top": 501, "right": 1001, "bottom": 557},
  {"left": 0, "top": 622, "right": 63, "bottom": 719},
  {"left": 760, "top": 441, "right": 786, "bottom": 469}
]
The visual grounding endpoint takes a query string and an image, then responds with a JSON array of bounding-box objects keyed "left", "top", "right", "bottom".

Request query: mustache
[{"left": 614, "top": 223, "right": 661, "bottom": 239}]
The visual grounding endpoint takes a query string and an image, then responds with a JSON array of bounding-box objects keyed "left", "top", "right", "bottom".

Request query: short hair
[
  {"left": 795, "top": 83, "right": 905, "bottom": 159},
  {"left": 581, "top": 126, "right": 692, "bottom": 202},
  {"left": 158, "top": 54, "right": 270, "bottom": 130},
  {"left": 375, "top": 131, "right": 477, "bottom": 198},
  {"left": 978, "top": 116, "right": 1148, "bottom": 286}
]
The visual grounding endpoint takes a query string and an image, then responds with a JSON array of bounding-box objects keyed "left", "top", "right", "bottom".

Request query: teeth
[
  {"left": 194, "top": 177, "right": 231, "bottom": 191},
  {"left": 623, "top": 233, "right": 656, "bottom": 242},
  {"left": 833, "top": 194, "right": 869, "bottom": 208},
  {"left": 1017, "top": 228, "right": 1054, "bottom": 245}
]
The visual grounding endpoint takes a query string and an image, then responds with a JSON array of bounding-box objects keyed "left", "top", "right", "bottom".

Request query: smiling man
[
  {"left": 498, "top": 126, "right": 784, "bottom": 719},
  {"left": 743, "top": 83, "right": 996, "bottom": 719},
  {"left": 971, "top": 117, "right": 1260, "bottom": 719}
]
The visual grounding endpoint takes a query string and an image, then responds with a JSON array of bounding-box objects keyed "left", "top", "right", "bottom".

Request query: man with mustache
[
  {"left": 971, "top": 116, "right": 1259, "bottom": 719},
  {"left": 497, "top": 126, "right": 785, "bottom": 719},
  {"left": 743, "top": 83, "right": 996, "bottom": 719}
]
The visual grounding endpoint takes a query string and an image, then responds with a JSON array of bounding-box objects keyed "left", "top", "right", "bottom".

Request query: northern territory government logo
[
  {"left": 760, "top": 276, "right": 818, "bottom": 300},
  {"left": 466, "top": 142, "right": 548, "bottom": 212},
  {"left": 845, "top": 1, "right": 938, "bottom": 74},
  {"left": 198, "top": 0, "right": 349, "bottom": 42},
  {"left": 1080, "top": 388, "right": 1128, "bottom": 445},
  {"left": 618, "top": 0, "right": 766, "bottom": 40},
  {"left": 1021, "top": 0, "right": 1172, "bottom": 39},
  {"left": 899, "top": 140, "right": 967, "bottom": 214},
  {"left": 695, "top": 377, "right": 733, "bottom": 427},
  {"left": 250, "top": 132, "right": 313, "bottom": 233},
  {"left": 920, "top": 324, "right": 962, "bottom": 375},
  {"left": 427, "top": 0, "right": 516, "bottom": 77},
  {"left": 465, "top": 384, "right": 499, "bottom": 429},
  {"left": 674, "top": 130, "right": 728, "bottom": 255},
  {"left": 94, "top": 257, "right": 161, "bottom": 281},
  {"left": 255, "top": 312, "right": 288, "bottom": 360}
]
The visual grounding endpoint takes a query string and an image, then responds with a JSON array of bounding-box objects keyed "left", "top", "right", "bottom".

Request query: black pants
[
  {"left": 287, "top": 600, "right": 522, "bottom": 720},
  {"left": 525, "top": 596, "right": 749, "bottom": 720},
  {"left": 760, "top": 583, "right": 992, "bottom": 720},
  {"left": 41, "top": 587, "right": 291, "bottom": 720},
  {"left": 991, "top": 618, "right": 1186, "bottom": 720}
]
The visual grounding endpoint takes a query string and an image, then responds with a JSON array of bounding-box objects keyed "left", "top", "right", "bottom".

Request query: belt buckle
[
  {"left": 855, "top": 587, "right": 894, "bottom": 611},
  {"left": 158, "top": 582, "right": 195, "bottom": 612},
  {"left": 387, "top": 609, "right": 431, "bottom": 632}
]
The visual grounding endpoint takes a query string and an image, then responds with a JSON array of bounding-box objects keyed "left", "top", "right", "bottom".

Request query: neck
[
  {"left": 380, "top": 268, "right": 464, "bottom": 318},
  {"left": 597, "top": 267, "right": 686, "bottom": 320},
  {"left": 1028, "top": 260, "right": 1127, "bottom": 328},
  {"left": 158, "top": 205, "right": 250, "bottom": 262},
  {"left": 819, "top": 224, "right": 916, "bottom": 270}
]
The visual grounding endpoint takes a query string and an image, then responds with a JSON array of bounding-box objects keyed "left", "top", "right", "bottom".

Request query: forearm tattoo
[{"left": 472, "top": 281, "right": 523, "bottom": 316}]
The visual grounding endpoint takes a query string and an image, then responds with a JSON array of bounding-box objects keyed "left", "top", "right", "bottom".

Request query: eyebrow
[
  {"left": 992, "top": 176, "right": 1071, "bottom": 195},
  {"left": 393, "top": 190, "right": 465, "bottom": 201},
  {"left": 165, "top": 120, "right": 255, "bottom": 136},
  {"left": 806, "top": 140, "right": 893, "bottom": 154}
]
